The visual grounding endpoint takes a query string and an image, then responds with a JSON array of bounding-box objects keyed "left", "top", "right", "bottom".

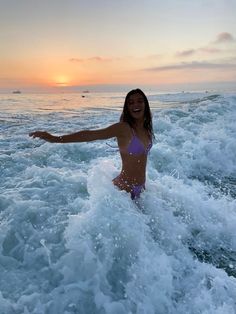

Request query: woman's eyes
[{"left": 129, "top": 99, "right": 143, "bottom": 105}]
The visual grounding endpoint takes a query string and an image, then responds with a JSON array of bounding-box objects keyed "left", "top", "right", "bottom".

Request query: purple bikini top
[{"left": 127, "top": 128, "right": 152, "bottom": 155}]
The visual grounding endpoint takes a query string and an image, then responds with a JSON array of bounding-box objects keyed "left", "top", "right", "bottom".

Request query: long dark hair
[{"left": 120, "top": 88, "right": 154, "bottom": 139}]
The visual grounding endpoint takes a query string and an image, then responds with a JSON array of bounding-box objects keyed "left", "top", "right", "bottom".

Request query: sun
[{"left": 54, "top": 75, "right": 70, "bottom": 87}]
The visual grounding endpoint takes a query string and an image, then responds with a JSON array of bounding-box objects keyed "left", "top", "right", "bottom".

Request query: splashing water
[{"left": 0, "top": 92, "right": 236, "bottom": 313}]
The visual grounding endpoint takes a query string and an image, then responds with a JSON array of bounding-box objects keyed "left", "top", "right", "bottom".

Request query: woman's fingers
[
  {"left": 29, "top": 132, "right": 37, "bottom": 137},
  {"left": 29, "top": 131, "right": 49, "bottom": 139},
  {"left": 29, "top": 131, "right": 41, "bottom": 138},
  {"left": 29, "top": 131, "right": 57, "bottom": 143}
]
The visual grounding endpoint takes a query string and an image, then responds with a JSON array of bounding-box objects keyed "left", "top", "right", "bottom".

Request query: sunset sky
[{"left": 1, "top": 0, "right": 236, "bottom": 93}]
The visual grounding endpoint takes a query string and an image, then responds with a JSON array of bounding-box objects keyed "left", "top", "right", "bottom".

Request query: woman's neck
[{"left": 133, "top": 119, "right": 144, "bottom": 130}]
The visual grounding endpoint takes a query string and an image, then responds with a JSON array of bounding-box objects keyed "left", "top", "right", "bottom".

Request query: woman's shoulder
[
  {"left": 119, "top": 122, "right": 132, "bottom": 133},
  {"left": 120, "top": 121, "right": 131, "bottom": 128},
  {"left": 111, "top": 121, "right": 130, "bottom": 130},
  {"left": 113, "top": 122, "right": 131, "bottom": 138}
]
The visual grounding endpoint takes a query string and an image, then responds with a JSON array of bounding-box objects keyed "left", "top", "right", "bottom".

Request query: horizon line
[{"left": 1, "top": 81, "right": 236, "bottom": 94}]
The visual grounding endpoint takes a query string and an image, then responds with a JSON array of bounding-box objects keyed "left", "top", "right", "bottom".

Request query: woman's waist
[{"left": 113, "top": 171, "right": 146, "bottom": 187}]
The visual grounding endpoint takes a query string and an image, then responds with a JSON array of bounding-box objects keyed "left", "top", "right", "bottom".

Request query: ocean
[{"left": 0, "top": 91, "right": 236, "bottom": 313}]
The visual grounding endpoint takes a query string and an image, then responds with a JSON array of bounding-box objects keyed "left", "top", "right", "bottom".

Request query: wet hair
[{"left": 120, "top": 88, "right": 154, "bottom": 139}]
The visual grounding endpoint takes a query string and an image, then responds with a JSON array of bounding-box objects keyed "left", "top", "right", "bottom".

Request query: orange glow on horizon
[{"left": 52, "top": 75, "right": 71, "bottom": 87}]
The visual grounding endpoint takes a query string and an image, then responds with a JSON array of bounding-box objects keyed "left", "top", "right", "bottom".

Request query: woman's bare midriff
[{"left": 112, "top": 153, "right": 147, "bottom": 193}]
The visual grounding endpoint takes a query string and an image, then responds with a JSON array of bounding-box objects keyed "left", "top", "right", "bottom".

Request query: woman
[{"left": 29, "top": 89, "right": 154, "bottom": 200}]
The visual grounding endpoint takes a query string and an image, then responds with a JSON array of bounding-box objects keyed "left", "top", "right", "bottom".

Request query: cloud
[
  {"left": 176, "top": 33, "right": 234, "bottom": 58},
  {"left": 176, "top": 47, "right": 222, "bottom": 58},
  {"left": 144, "top": 61, "right": 236, "bottom": 71},
  {"left": 69, "top": 56, "right": 115, "bottom": 63},
  {"left": 199, "top": 47, "right": 222, "bottom": 53},
  {"left": 176, "top": 49, "right": 196, "bottom": 57},
  {"left": 69, "top": 58, "right": 83, "bottom": 63},
  {"left": 214, "top": 32, "right": 234, "bottom": 43},
  {"left": 89, "top": 56, "right": 113, "bottom": 62}
]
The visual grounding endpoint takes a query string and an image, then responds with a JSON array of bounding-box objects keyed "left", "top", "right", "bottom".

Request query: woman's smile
[{"left": 128, "top": 94, "right": 145, "bottom": 118}]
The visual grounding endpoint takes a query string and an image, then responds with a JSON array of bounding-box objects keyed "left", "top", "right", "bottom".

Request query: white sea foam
[{"left": 0, "top": 92, "right": 236, "bottom": 313}]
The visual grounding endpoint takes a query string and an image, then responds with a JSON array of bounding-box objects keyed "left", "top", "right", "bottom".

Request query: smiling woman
[{"left": 29, "top": 88, "right": 154, "bottom": 200}]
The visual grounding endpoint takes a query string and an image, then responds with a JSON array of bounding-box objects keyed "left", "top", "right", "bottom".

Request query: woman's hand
[{"left": 29, "top": 131, "right": 58, "bottom": 143}]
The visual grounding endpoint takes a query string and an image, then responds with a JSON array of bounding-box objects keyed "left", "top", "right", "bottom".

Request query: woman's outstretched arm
[{"left": 29, "top": 122, "right": 125, "bottom": 143}]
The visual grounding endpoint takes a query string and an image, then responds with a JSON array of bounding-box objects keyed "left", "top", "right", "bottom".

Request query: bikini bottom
[{"left": 130, "top": 183, "right": 145, "bottom": 200}]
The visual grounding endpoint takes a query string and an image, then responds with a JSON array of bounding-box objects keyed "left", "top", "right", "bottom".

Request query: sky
[{"left": 1, "top": 0, "right": 236, "bottom": 93}]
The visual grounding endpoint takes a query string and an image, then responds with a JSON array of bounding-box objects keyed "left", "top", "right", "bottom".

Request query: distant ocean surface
[{"left": 0, "top": 91, "right": 236, "bottom": 313}]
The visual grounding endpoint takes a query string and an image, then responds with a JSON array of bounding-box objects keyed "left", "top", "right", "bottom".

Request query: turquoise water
[{"left": 0, "top": 92, "right": 236, "bottom": 313}]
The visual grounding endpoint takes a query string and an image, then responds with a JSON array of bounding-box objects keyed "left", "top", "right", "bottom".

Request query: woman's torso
[{"left": 113, "top": 124, "right": 152, "bottom": 192}]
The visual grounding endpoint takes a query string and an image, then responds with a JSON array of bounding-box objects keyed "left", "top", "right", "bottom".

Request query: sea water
[{"left": 0, "top": 91, "right": 236, "bottom": 314}]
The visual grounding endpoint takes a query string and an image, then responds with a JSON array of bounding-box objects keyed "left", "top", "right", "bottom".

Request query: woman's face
[{"left": 127, "top": 93, "right": 145, "bottom": 120}]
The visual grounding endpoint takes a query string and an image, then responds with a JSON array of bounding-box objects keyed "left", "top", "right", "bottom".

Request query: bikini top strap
[{"left": 130, "top": 127, "right": 135, "bottom": 135}]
